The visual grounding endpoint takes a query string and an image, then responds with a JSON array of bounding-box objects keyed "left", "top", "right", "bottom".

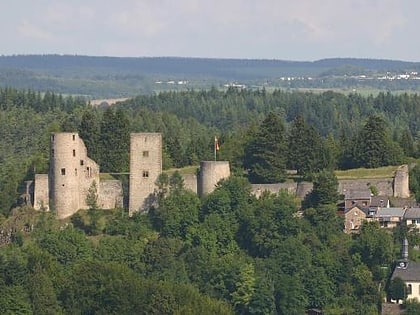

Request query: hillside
[{"left": 1, "top": 55, "right": 420, "bottom": 97}]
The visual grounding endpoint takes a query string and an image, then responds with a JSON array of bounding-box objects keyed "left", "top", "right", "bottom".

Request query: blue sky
[{"left": 1, "top": 0, "right": 419, "bottom": 61}]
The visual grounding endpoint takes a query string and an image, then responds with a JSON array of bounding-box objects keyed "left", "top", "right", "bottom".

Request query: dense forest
[
  {"left": 3, "top": 86, "right": 420, "bottom": 313},
  {"left": 2, "top": 55, "right": 420, "bottom": 97}
]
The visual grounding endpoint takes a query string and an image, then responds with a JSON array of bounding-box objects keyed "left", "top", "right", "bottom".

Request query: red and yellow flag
[{"left": 214, "top": 136, "right": 220, "bottom": 151}]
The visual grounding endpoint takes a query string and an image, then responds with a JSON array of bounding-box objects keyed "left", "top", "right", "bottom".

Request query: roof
[
  {"left": 375, "top": 207, "right": 406, "bottom": 218},
  {"left": 344, "top": 205, "right": 368, "bottom": 215},
  {"left": 344, "top": 189, "right": 372, "bottom": 200},
  {"left": 370, "top": 196, "right": 389, "bottom": 208},
  {"left": 392, "top": 261, "right": 420, "bottom": 282},
  {"left": 404, "top": 208, "right": 420, "bottom": 219}
]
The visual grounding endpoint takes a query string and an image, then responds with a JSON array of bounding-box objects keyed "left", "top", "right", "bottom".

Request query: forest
[{"left": 2, "top": 86, "right": 420, "bottom": 314}]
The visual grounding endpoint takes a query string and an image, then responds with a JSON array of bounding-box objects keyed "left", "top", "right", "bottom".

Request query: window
[
  {"left": 142, "top": 170, "right": 149, "bottom": 178},
  {"left": 61, "top": 168, "right": 66, "bottom": 175},
  {"left": 51, "top": 149, "right": 54, "bottom": 156},
  {"left": 75, "top": 168, "right": 77, "bottom": 176},
  {"left": 80, "top": 160, "right": 84, "bottom": 166},
  {"left": 143, "top": 151, "right": 149, "bottom": 157},
  {"left": 72, "top": 134, "right": 76, "bottom": 141},
  {"left": 73, "top": 149, "right": 76, "bottom": 157},
  {"left": 407, "top": 284, "right": 412, "bottom": 295},
  {"left": 87, "top": 167, "right": 91, "bottom": 177},
  {"left": 51, "top": 135, "right": 55, "bottom": 141}
]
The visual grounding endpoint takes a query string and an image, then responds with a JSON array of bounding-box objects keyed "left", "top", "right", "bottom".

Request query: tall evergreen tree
[
  {"left": 244, "top": 112, "right": 287, "bottom": 183},
  {"left": 99, "top": 108, "right": 130, "bottom": 172},
  {"left": 287, "top": 115, "right": 326, "bottom": 179},
  {"left": 353, "top": 115, "right": 397, "bottom": 168},
  {"left": 78, "top": 109, "right": 100, "bottom": 162}
]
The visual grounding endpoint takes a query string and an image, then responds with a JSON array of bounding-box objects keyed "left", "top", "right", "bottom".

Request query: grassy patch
[
  {"left": 335, "top": 165, "right": 399, "bottom": 179},
  {"left": 164, "top": 165, "right": 199, "bottom": 175}
]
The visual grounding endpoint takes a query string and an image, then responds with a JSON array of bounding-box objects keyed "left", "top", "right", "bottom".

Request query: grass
[
  {"left": 164, "top": 165, "right": 199, "bottom": 176},
  {"left": 335, "top": 165, "right": 400, "bottom": 179}
]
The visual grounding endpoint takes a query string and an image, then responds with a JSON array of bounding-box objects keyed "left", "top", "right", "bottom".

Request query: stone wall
[
  {"left": 34, "top": 174, "right": 49, "bottom": 211},
  {"left": 182, "top": 173, "right": 198, "bottom": 194},
  {"left": 338, "top": 178, "right": 394, "bottom": 197},
  {"left": 99, "top": 180, "right": 123, "bottom": 209}
]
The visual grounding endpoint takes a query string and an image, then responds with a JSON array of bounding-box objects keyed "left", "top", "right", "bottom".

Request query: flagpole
[{"left": 214, "top": 137, "right": 217, "bottom": 161}]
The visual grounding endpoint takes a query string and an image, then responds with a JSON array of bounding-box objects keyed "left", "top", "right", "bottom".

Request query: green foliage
[
  {"left": 409, "top": 164, "right": 420, "bottom": 202},
  {"left": 99, "top": 107, "right": 130, "bottom": 172},
  {"left": 287, "top": 115, "right": 328, "bottom": 179},
  {"left": 388, "top": 277, "right": 407, "bottom": 303},
  {"left": 244, "top": 112, "right": 287, "bottom": 183},
  {"left": 353, "top": 115, "right": 402, "bottom": 168},
  {"left": 303, "top": 170, "right": 339, "bottom": 209}
]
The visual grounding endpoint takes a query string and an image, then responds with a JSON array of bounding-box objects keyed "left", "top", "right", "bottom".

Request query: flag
[{"left": 214, "top": 136, "right": 220, "bottom": 151}]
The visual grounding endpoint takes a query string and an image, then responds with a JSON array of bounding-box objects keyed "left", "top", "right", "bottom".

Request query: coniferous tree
[
  {"left": 78, "top": 109, "right": 100, "bottom": 162},
  {"left": 287, "top": 115, "right": 326, "bottom": 180},
  {"left": 99, "top": 108, "right": 130, "bottom": 172},
  {"left": 244, "top": 112, "right": 287, "bottom": 183},
  {"left": 353, "top": 115, "right": 397, "bottom": 168}
]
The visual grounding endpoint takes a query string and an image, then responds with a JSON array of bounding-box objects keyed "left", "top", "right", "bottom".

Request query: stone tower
[
  {"left": 393, "top": 164, "right": 410, "bottom": 198},
  {"left": 129, "top": 133, "right": 162, "bottom": 215},
  {"left": 50, "top": 132, "right": 99, "bottom": 219},
  {"left": 197, "top": 161, "right": 230, "bottom": 197}
]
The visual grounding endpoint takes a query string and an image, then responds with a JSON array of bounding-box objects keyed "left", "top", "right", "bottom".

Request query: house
[
  {"left": 391, "top": 239, "right": 420, "bottom": 302},
  {"left": 403, "top": 208, "right": 420, "bottom": 231},
  {"left": 372, "top": 207, "right": 406, "bottom": 229},
  {"left": 391, "top": 261, "right": 420, "bottom": 302},
  {"left": 344, "top": 205, "right": 367, "bottom": 233},
  {"left": 370, "top": 196, "right": 390, "bottom": 210},
  {"left": 344, "top": 189, "right": 372, "bottom": 209}
]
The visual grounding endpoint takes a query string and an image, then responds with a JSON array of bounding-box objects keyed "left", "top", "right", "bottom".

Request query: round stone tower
[
  {"left": 50, "top": 132, "right": 99, "bottom": 219},
  {"left": 198, "top": 161, "right": 230, "bottom": 197}
]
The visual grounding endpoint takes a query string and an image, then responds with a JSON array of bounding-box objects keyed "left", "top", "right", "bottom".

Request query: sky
[{"left": 1, "top": 0, "right": 419, "bottom": 61}]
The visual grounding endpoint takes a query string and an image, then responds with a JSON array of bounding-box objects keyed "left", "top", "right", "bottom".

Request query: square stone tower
[{"left": 129, "top": 133, "right": 162, "bottom": 215}]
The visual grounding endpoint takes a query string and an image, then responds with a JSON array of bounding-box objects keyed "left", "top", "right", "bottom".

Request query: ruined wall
[
  {"left": 34, "top": 174, "right": 49, "bottom": 211},
  {"left": 98, "top": 180, "right": 123, "bottom": 209},
  {"left": 182, "top": 173, "right": 198, "bottom": 193},
  {"left": 394, "top": 165, "right": 410, "bottom": 198},
  {"left": 50, "top": 133, "right": 99, "bottom": 219},
  {"left": 338, "top": 178, "right": 394, "bottom": 197},
  {"left": 197, "top": 161, "right": 230, "bottom": 197},
  {"left": 250, "top": 182, "right": 313, "bottom": 199},
  {"left": 129, "top": 133, "right": 162, "bottom": 215}
]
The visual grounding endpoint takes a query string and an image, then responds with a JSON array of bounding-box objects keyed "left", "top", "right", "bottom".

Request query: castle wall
[
  {"left": 394, "top": 165, "right": 410, "bottom": 198},
  {"left": 99, "top": 180, "right": 123, "bottom": 209},
  {"left": 129, "top": 133, "right": 162, "bottom": 215},
  {"left": 197, "top": 161, "right": 230, "bottom": 197},
  {"left": 250, "top": 182, "right": 313, "bottom": 199},
  {"left": 338, "top": 178, "right": 394, "bottom": 197},
  {"left": 182, "top": 173, "right": 198, "bottom": 193},
  {"left": 34, "top": 174, "right": 49, "bottom": 211},
  {"left": 50, "top": 133, "right": 99, "bottom": 219}
]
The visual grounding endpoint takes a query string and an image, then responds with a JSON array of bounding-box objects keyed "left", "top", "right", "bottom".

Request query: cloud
[{"left": 18, "top": 20, "right": 53, "bottom": 41}]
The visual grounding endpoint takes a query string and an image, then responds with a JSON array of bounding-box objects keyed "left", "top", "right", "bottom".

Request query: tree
[
  {"left": 353, "top": 115, "right": 400, "bottom": 168},
  {"left": 78, "top": 109, "right": 100, "bottom": 162},
  {"left": 388, "top": 277, "right": 407, "bottom": 303},
  {"left": 244, "top": 112, "right": 287, "bottom": 183},
  {"left": 303, "top": 170, "right": 339, "bottom": 209},
  {"left": 99, "top": 107, "right": 130, "bottom": 172},
  {"left": 287, "top": 115, "right": 327, "bottom": 179}
]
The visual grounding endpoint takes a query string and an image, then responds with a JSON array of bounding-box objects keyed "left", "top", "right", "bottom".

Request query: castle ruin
[
  {"left": 31, "top": 132, "right": 230, "bottom": 219},
  {"left": 28, "top": 132, "right": 410, "bottom": 219}
]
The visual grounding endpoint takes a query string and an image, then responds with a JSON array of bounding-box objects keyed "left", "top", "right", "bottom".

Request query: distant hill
[{"left": 1, "top": 55, "right": 420, "bottom": 98}]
